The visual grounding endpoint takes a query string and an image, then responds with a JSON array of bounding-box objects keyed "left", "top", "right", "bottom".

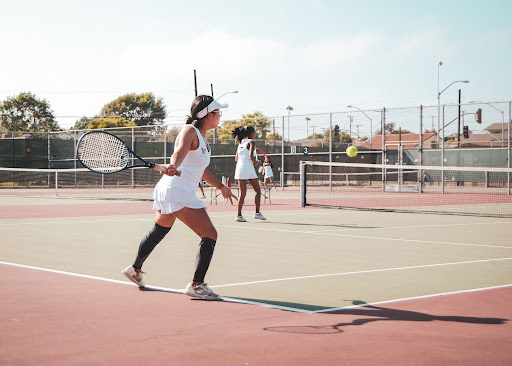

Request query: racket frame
[{"left": 76, "top": 130, "right": 168, "bottom": 174}]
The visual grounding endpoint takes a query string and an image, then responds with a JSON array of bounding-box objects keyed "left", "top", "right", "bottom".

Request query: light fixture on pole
[
  {"left": 209, "top": 88, "right": 238, "bottom": 144},
  {"left": 437, "top": 78, "right": 469, "bottom": 145},
  {"left": 217, "top": 90, "right": 238, "bottom": 100},
  {"left": 469, "top": 101, "right": 505, "bottom": 147},
  {"left": 347, "top": 105, "right": 373, "bottom": 149}
]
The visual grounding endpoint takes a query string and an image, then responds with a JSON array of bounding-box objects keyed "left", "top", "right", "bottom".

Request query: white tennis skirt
[
  {"left": 235, "top": 161, "right": 257, "bottom": 180},
  {"left": 153, "top": 184, "right": 206, "bottom": 214},
  {"left": 264, "top": 166, "right": 273, "bottom": 178}
]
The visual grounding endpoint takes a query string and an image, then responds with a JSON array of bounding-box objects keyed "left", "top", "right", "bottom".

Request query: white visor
[{"left": 195, "top": 99, "right": 229, "bottom": 119}]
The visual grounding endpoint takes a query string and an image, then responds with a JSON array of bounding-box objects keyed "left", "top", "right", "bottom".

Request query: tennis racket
[
  {"left": 256, "top": 147, "right": 268, "bottom": 161},
  {"left": 77, "top": 130, "right": 180, "bottom": 175}
]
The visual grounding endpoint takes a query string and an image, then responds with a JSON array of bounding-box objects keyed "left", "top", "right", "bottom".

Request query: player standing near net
[
  {"left": 232, "top": 126, "right": 266, "bottom": 222},
  {"left": 262, "top": 157, "right": 278, "bottom": 191},
  {"left": 122, "top": 95, "right": 237, "bottom": 300}
]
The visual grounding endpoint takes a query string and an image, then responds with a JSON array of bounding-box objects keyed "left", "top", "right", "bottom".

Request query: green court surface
[{"left": 1, "top": 192, "right": 511, "bottom": 312}]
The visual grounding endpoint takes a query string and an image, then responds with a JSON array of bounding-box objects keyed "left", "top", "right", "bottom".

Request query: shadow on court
[{"left": 263, "top": 300, "right": 509, "bottom": 334}]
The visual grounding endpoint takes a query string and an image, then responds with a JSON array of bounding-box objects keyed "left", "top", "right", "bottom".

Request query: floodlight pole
[
  {"left": 437, "top": 78, "right": 469, "bottom": 146},
  {"left": 347, "top": 105, "right": 373, "bottom": 149}
]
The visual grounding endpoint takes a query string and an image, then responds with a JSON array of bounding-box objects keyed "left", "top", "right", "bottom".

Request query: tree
[
  {"left": 217, "top": 112, "right": 272, "bottom": 141},
  {"left": 166, "top": 126, "right": 181, "bottom": 143},
  {"left": 87, "top": 117, "right": 136, "bottom": 129},
  {"left": 99, "top": 93, "right": 166, "bottom": 126},
  {"left": 324, "top": 127, "right": 352, "bottom": 143},
  {"left": 266, "top": 132, "right": 282, "bottom": 141},
  {"left": 0, "top": 92, "right": 60, "bottom": 132},
  {"left": 375, "top": 122, "right": 412, "bottom": 135},
  {"left": 71, "top": 116, "right": 92, "bottom": 130}
]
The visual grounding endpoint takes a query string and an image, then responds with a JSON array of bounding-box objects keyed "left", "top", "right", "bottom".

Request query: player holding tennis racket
[
  {"left": 232, "top": 125, "right": 266, "bottom": 222},
  {"left": 122, "top": 95, "right": 237, "bottom": 300}
]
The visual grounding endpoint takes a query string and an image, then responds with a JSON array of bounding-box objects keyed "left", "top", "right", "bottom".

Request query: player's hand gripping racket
[{"left": 77, "top": 130, "right": 180, "bottom": 176}]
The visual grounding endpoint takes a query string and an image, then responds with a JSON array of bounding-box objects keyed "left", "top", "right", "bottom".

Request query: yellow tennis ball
[{"left": 346, "top": 146, "right": 358, "bottom": 157}]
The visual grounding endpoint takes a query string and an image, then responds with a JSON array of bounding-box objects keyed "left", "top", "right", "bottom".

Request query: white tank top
[
  {"left": 158, "top": 125, "right": 210, "bottom": 194},
  {"left": 237, "top": 139, "right": 256, "bottom": 163}
]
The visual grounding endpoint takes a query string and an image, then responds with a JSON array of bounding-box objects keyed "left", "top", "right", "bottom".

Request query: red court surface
[
  {"left": 0, "top": 197, "right": 295, "bottom": 219},
  {"left": 1, "top": 263, "right": 511, "bottom": 366}
]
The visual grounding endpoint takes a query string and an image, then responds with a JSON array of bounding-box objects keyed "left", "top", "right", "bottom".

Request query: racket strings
[{"left": 78, "top": 133, "right": 130, "bottom": 173}]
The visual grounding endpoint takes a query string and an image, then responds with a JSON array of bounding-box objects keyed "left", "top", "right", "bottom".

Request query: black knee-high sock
[
  {"left": 193, "top": 238, "right": 216, "bottom": 283},
  {"left": 133, "top": 223, "right": 171, "bottom": 269}
]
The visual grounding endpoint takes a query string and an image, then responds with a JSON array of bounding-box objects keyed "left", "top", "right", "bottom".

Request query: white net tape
[{"left": 78, "top": 132, "right": 129, "bottom": 173}]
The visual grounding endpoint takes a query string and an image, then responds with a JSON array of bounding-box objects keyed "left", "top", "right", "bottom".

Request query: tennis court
[{"left": 1, "top": 188, "right": 511, "bottom": 365}]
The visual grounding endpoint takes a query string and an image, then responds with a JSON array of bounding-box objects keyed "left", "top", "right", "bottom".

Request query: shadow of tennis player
[{"left": 263, "top": 300, "right": 508, "bottom": 334}]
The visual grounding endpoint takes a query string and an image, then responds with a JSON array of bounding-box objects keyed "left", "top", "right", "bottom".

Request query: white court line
[
  {"left": 210, "top": 257, "right": 512, "bottom": 288},
  {"left": 310, "top": 283, "right": 512, "bottom": 314},
  {"left": 313, "top": 220, "right": 512, "bottom": 233},
  {"left": 1, "top": 260, "right": 510, "bottom": 315},
  {"left": 0, "top": 261, "right": 311, "bottom": 313},
  {"left": 1, "top": 215, "right": 510, "bottom": 249},
  {"left": 215, "top": 224, "right": 512, "bottom": 250}
]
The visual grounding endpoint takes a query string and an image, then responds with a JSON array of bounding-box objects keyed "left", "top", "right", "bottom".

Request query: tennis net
[
  {"left": 300, "top": 161, "right": 512, "bottom": 217},
  {"left": 0, "top": 167, "right": 161, "bottom": 200}
]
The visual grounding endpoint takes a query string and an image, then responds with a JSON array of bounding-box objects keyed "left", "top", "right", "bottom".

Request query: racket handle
[{"left": 152, "top": 163, "right": 181, "bottom": 176}]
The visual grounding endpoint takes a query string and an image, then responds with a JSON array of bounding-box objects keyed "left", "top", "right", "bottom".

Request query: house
[
  {"left": 449, "top": 123, "right": 508, "bottom": 148},
  {"left": 358, "top": 133, "right": 437, "bottom": 150}
]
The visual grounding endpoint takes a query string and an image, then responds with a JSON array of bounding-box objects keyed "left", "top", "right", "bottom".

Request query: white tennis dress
[
  {"left": 153, "top": 125, "right": 210, "bottom": 213},
  {"left": 263, "top": 164, "right": 273, "bottom": 178},
  {"left": 234, "top": 139, "right": 257, "bottom": 180}
]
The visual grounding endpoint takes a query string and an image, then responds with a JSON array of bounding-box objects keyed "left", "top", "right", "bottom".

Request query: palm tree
[{"left": 286, "top": 106, "right": 293, "bottom": 141}]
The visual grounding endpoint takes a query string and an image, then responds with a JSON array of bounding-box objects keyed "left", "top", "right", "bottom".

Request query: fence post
[
  {"left": 329, "top": 113, "right": 332, "bottom": 191},
  {"left": 281, "top": 116, "right": 285, "bottom": 189},
  {"left": 131, "top": 127, "right": 135, "bottom": 188}
]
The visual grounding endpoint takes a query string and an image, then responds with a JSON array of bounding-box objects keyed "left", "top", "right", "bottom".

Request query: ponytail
[
  {"left": 232, "top": 126, "right": 246, "bottom": 143},
  {"left": 186, "top": 95, "right": 214, "bottom": 127}
]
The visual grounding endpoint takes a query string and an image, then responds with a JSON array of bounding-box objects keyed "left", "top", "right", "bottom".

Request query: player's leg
[
  {"left": 270, "top": 176, "right": 277, "bottom": 190},
  {"left": 122, "top": 211, "right": 176, "bottom": 287},
  {"left": 173, "top": 207, "right": 220, "bottom": 300},
  {"left": 236, "top": 179, "right": 247, "bottom": 220},
  {"left": 198, "top": 182, "right": 206, "bottom": 199},
  {"left": 248, "top": 178, "right": 266, "bottom": 220}
]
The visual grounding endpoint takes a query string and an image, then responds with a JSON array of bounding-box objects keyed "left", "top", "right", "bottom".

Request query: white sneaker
[
  {"left": 235, "top": 215, "right": 246, "bottom": 222},
  {"left": 201, "top": 195, "right": 207, "bottom": 199},
  {"left": 274, "top": 188, "right": 278, "bottom": 192},
  {"left": 184, "top": 283, "right": 221, "bottom": 300},
  {"left": 122, "top": 265, "right": 145, "bottom": 287},
  {"left": 253, "top": 212, "right": 267, "bottom": 220}
]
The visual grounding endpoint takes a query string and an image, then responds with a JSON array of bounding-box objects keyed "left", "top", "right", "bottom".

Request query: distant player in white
[
  {"left": 232, "top": 126, "right": 266, "bottom": 222},
  {"left": 262, "top": 157, "right": 278, "bottom": 191}
]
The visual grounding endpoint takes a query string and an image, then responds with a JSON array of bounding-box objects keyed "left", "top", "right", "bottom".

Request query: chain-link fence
[{"left": 1, "top": 101, "right": 511, "bottom": 187}]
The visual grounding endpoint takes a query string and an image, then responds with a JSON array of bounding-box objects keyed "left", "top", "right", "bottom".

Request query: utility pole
[
  {"left": 349, "top": 116, "right": 353, "bottom": 137},
  {"left": 194, "top": 70, "right": 198, "bottom": 97},
  {"left": 457, "top": 89, "right": 461, "bottom": 148}
]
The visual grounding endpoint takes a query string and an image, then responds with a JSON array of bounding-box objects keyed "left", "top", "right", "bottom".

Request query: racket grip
[{"left": 152, "top": 164, "right": 181, "bottom": 176}]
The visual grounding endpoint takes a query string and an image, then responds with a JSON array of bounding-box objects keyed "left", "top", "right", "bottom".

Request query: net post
[
  {"left": 300, "top": 161, "right": 306, "bottom": 207},
  {"left": 55, "top": 171, "right": 58, "bottom": 197}
]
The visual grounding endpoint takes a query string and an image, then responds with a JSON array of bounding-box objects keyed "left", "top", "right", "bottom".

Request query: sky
[{"left": 1, "top": 0, "right": 511, "bottom": 140}]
